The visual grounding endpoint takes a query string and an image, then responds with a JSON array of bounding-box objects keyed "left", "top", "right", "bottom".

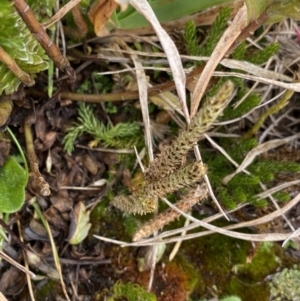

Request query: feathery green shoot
[{"left": 63, "top": 103, "right": 141, "bottom": 153}]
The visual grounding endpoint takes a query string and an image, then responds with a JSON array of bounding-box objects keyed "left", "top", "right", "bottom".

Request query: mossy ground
[{"left": 89, "top": 203, "right": 300, "bottom": 301}]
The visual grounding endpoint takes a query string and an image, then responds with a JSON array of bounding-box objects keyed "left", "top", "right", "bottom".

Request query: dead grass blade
[
  {"left": 190, "top": 4, "right": 248, "bottom": 117},
  {"left": 131, "top": 54, "right": 154, "bottom": 161},
  {"left": 32, "top": 200, "right": 70, "bottom": 301},
  {"left": 16, "top": 220, "right": 36, "bottom": 301},
  {"left": 223, "top": 134, "right": 300, "bottom": 184},
  {"left": 43, "top": 0, "right": 82, "bottom": 29},
  {"left": 0, "top": 292, "right": 8, "bottom": 301},
  {"left": 129, "top": 0, "right": 189, "bottom": 123},
  {"left": 0, "top": 251, "right": 35, "bottom": 278}
]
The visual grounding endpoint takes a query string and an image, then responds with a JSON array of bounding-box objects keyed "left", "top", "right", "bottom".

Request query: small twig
[
  {"left": 71, "top": 4, "right": 88, "bottom": 38},
  {"left": 0, "top": 46, "right": 34, "bottom": 86},
  {"left": 23, "top": 120, "right": 50, "bottom": 196},
  {"left": 11, "top": 0, "right": 76, "bottom": 82}
]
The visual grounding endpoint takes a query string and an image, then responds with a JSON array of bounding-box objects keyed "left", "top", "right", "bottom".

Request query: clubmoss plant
[
  {"left": 111, "top": 80, "right": 234, "bottom": 216},
  {"left": 144, "top": 80, "right": 234, "bottom": 183},
  {"left": 111, "top": 6, "right": 295, "bottom": 240},
  {"left": 63, "top": 102, "right": 142, "bottom": 153},
  {"left": 184, "top": 7, "right": 231, "bottom": 61}
]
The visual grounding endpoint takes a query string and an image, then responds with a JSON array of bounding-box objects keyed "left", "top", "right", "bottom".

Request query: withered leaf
[{"left": 67, "top": 202, "right": 91, "bottom": 245}]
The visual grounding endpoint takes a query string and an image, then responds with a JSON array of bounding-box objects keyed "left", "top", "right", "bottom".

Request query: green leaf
[
  {"left": 245, "top": 0, "right": 272, "bottom": 22},
  {"left": 110, "top": 0, "right": 233, "bottom": 30},
  {"left": 266, "top": 0, "right": 300, "bottom": 24},
  {"left": 0, "top": 157, "right": 27, "bottom": 213}
]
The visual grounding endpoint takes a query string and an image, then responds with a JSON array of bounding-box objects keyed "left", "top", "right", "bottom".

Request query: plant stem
[
  {"left": 23, "top": 120, "right": 50, "bottom": 196},
  {"left": 6, "top": 126, "right": 28, "bottom": 178},
  {"left": 11, "top": 0, "right": 76, "bottom": 82}
]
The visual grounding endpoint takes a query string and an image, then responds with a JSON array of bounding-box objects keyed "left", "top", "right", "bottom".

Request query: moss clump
[
  {"left": 173, "top": 255, "right": 201, "bottom": 294},
  {"left": 270, "top": 266, "right": 300, "bottom": 301},
  {"left": 184, "top": 228, "right": 250, "bottom": 299},
  {"left": 226, "top": 276, "right": 269, "bottom": 301},
  {"left": 35, "top": 279, "right": 59, "bottom": 301},
  {"left": 107, "top": 281, "right": 157, "bottom": 301},
  {"left": 224, "top": 242, "right": 283, "bottom": 301},
  {"left": 232, "top": 242, "right": 281, "bottom": 282}
]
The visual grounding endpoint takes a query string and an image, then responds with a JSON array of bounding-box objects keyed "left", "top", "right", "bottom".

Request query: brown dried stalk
[
  {"left": 23, "top": 120, "right": 50, "bottom": 196},
  {"left": 0, "top": 46, "right": 34, "bottom": 86},
  {"left": 133, "top": 183, "right": 208, "bottom": 241},
  {"left": 71, "top": 4, "right": 88, "bottom": 38},
  {"left": 145, "top": 80, "right": 234, "bottom": 183},
  {"left": 11, "top": 0, "right": 76, "bottom": 82}
]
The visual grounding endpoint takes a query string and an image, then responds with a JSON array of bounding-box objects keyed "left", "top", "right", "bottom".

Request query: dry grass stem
[
  {"left": 43, "top": 0, "right": 82, "bottom": 29},
  {"left": 129, "top": 0, "right": 189, "bottom": 124},
  {"left": 190, "top": 4, "right": 248, "bottom": 117},
  {"left": 23, "top": 121, "right": 51, "bottom": 196}
]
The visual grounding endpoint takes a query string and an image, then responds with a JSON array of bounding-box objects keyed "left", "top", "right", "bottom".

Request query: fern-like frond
[{"left": 63, "top": 103, "right": 142, "bottom": 153}]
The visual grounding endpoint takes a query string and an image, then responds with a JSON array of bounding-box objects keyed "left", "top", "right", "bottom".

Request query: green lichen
[{"left": 270, "top": 266, "right": 300, "bottom": 301}]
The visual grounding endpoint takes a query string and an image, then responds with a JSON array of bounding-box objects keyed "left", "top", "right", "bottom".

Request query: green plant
[
  {"left": 184, "top": 7, "right": 231, "bottom": 60},
  {"left": 111, "top": 80, "right": 234, "bottom": 215},
  {"left": 105, "top": 0, "right": 234, "bottom": 30},
  {"left": 63, "top": 102, "right": 142, "bottom": 153},
  {"left": 0, "top": 127, "right": 29, "bottom": 214},
  {"left": 0, "top": 0, "right": 52, "bottom": 95},
  {"left": 107, "top": 281, "right": 157, "bottom": 301},
  {"left": 0, "top": 156, "right": 27, "bottom": 213}
]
